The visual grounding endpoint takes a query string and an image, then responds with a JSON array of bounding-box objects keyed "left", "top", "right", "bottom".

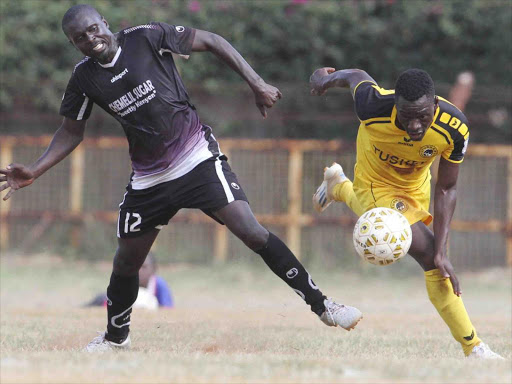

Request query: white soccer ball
[{"left": 353, "top": 207, "right": 412, "bottom": 266}]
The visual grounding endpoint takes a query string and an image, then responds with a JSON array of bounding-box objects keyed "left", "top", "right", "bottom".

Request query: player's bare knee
[{"left": 238, "top": 226, "right": 268, "bottom": 251}]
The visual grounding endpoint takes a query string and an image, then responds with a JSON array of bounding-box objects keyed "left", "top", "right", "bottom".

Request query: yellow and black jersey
[{"left": 352, "top": 81, "right": 469, "bottom": 190}]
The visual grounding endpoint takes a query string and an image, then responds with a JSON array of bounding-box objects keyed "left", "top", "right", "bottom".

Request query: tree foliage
[{"left": 0, "top": 0, "right": 510, "bottom": 137}]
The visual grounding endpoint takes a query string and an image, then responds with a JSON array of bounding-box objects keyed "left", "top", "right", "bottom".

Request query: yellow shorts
[{"left": 352, "top": 168, "right": 432, "bottom": 226}]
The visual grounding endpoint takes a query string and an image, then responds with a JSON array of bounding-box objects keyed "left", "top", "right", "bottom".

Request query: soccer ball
[{"left": 353, "top": 207, "right": 412, "bottom": 266}]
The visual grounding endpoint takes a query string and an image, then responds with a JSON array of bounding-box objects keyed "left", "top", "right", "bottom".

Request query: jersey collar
[{"left": 98, "top": 46, "right": 122, "bottom": 68}]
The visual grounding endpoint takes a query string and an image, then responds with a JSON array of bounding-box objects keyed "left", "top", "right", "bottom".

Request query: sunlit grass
[{"left": 1, "top": 254, "right": 511, "bottom": 383}]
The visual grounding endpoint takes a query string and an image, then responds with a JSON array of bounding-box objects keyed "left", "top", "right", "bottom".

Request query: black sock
[
  {"left": 105, "top": 272, "right": 139, "bottom": 342},
  {"left": 256, "top": 232, "right": 326, "bottom": 316}
]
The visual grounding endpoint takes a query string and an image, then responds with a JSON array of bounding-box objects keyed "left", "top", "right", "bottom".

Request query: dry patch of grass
[{"left": 1, "top": 254, "right": 511, "bottom": 383}]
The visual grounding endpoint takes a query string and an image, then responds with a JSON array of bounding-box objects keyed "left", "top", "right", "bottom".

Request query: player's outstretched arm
[
  {"left": 0, "top": 118, "right": 85, "bottom": 201},
  {"left": 433, "top": 157, "right": 461, "bottom": 296},
  {"left": 190, "top": 29, "right": 281, "bottom": 118},
  {"left": 310, "top": 68, "right": 375, "bottom": 97}
]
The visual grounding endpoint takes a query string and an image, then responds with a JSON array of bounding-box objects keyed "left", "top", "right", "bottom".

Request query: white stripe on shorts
[
  {"left": 214, "top": 159, "right": 234, "bottom": 203},
  {"left": 117, "top": 191, "right": 128, "bottom": 238}
]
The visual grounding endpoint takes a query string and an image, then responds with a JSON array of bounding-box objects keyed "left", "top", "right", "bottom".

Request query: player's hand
[
  {"left": 310, "top": 67, "right": 335, "bottom": 96},
  {"left": 0, "top": 163, "right": 35, "bottom": 201},
  {"left": 434, "top": 254, "right": 461, "bottom": 296},
  {"left": 253, "top": 83, "right": 282, "bottom": 118}
]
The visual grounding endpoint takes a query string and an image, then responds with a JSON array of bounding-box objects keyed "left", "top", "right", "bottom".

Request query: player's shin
[
  {"left": 332, "top": 180, "right": 364, "bottom": 216},
  {"left": 256, "top": 232, "right": 326, "bottom": 315},
  {"left": 105, "top": 272, "right": 139, "bottom": 343},
  {"left": 425, "top": 269, "right": 481, "bottom": 355}
]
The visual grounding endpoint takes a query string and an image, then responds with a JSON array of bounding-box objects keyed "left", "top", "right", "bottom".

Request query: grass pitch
[{"left": 1, "top": 254, "right": 511, "bottom": 383}]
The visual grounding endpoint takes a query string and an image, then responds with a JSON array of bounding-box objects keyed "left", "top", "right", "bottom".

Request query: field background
[{"left": 1, "top": 253, "right": 510, "bottom": 384}]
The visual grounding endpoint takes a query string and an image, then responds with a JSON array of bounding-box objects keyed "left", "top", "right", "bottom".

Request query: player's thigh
[{"left": 408, "top": 221, "right": 436, "bottom": 271}]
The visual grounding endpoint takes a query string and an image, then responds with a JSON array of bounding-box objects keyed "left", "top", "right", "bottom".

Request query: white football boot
[
  {"left": 313, "top": 162, "right": 348, "bottom": 213},
  {"left": 84, "top": 332, "right": 131, "bottom": 353},
  {"left": 468, "top": 342, "right": 505, "bottom": 359},
  {"left": 319, "top": 298, "right": 363, "bottom": 331}
]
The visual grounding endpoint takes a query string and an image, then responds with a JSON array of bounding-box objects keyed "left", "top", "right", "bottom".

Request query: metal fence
[{"left": 0, "top": 136, "right": 510, "bottom": 270}]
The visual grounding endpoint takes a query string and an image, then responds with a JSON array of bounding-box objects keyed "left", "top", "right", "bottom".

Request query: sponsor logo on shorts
[
  {"left": 419, "top": 145, "right": 439, "bottom": 158},
  {"left": 175, "top": 26, "right": 185, "bottom": 32},
  {"left": 230, "top": 182, "right": 240, "bottom": 190},
  {"left": 286, "top": 268, "right": 298, "bottom": 279},
  {"left": 391, "top": 198, "right": 408, "bottom": 213}
]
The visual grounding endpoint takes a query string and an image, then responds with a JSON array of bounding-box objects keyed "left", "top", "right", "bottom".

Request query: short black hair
[
  {"left": 395, "top": 69, "right": 435, "bottom": 103},
  {"left": 62, "top": 4, "right": 101, "bottom": 34}
]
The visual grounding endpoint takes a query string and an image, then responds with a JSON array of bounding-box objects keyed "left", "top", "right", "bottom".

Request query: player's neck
[{"left": 99, "top": 33, "right": 120, "bottom": 65}]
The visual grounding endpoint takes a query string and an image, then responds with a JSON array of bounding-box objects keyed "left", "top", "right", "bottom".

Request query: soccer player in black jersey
[{"left": 0, "top": 5, "right": 362, "bottom": 351}]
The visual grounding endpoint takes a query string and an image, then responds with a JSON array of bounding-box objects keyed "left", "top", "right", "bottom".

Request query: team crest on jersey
[
  {"left": 419, "top": 145, "right": 439, "bottom": 158},
  {"left": 391, "top": 198, "right": 408, "bottom": 213}
]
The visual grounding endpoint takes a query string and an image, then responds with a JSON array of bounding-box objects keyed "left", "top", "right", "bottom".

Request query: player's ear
[{"left": 434, "top": 96, "right": 439, "bottom": 108}]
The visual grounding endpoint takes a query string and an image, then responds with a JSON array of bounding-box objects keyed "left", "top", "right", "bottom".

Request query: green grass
[{"left": 1, "top": 253, "right": 511, "bottom": 383}]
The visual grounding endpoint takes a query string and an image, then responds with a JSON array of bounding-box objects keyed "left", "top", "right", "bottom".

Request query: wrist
[
  {"left": 28, "top": 164, "right": 41, "bottom": 180},
  {"left": 249, "top": 77, "right": 266, "bottom": 92}
]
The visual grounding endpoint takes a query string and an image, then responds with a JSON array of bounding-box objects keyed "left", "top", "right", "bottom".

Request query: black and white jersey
[{"left": 60, "top": 22, "right": 221, "bottom": 189}]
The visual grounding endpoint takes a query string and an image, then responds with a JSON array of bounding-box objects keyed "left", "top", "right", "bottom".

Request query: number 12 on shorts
[{"left": 124, "top": 212, "right": 141, "bottom": 233}]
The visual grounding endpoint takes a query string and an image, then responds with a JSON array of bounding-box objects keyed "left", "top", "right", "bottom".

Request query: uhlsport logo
[
  {"left": 391, "top": 198, "right": 408, "bottom": 213},
  {"left": 111, "top": 68, "right": 128, "bottom": 83},
  {"left": 175, "top": 26, "right": 185, "bottom": 32},
  {"left": 230, "top": 182, "right": 240, "bottom": 190},
  {"left": 286, "top": 268, "right": 298, "bottom": 279},
  {"left": 419, "top": 145, "right": 439, "bottom": 158}
]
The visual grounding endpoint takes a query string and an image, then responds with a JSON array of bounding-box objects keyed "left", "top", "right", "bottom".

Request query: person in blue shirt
[{"left": 87, "top": 252, "right": 173, "bottom": 308}]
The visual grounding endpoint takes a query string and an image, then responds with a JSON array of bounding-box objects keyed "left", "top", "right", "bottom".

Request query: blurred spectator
[
  {"left": 448, "top": 71, "right": 474, "bottom": 112},
  {"left": 86, "top": 252, "right": 173, "bottom": 309}
]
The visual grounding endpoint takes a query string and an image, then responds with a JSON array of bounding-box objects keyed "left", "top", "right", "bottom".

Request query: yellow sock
[
  {"left": 332, "top": 180, "right": 365, "bottom": 216},
  {"left": 425, "top": 269, "right": 481, "bottom": 355}
]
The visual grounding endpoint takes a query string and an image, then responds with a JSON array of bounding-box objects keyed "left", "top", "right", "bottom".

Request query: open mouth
[
  {"left": 408, "top": 131, "right": 423, "bottom": 140},
  {"left": 92, "top": 42, "right": 106, "bottom": 52}
]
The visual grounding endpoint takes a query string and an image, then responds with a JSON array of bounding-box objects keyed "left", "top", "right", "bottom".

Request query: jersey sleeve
[
  {"left": 152, "top": 22, "right": 196, "bottom": 56},
  {"left": 441, "top": 124, "right": 469, "bottom": 163},
  {"left": 434, "top": 100, "right": 470, "bottom": 163},
  {"left": 353, "top": 81, "right": 396, "bottom": 121},
  {"left": 59, "top": 73, "right": 94, "bottom": 121}
]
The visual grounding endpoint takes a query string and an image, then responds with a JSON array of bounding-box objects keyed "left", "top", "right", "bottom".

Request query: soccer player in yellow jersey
[{"left": 310, "top": 67, "right": 504, "bottom": 359}]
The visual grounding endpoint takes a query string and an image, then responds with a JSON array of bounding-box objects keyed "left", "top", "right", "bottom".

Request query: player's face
[
  {"left": 396, "top": 95, "right": 438, "bottom": 141},
  {"left": 66, "top": 13, "right": 117, "bottom": 64}
]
